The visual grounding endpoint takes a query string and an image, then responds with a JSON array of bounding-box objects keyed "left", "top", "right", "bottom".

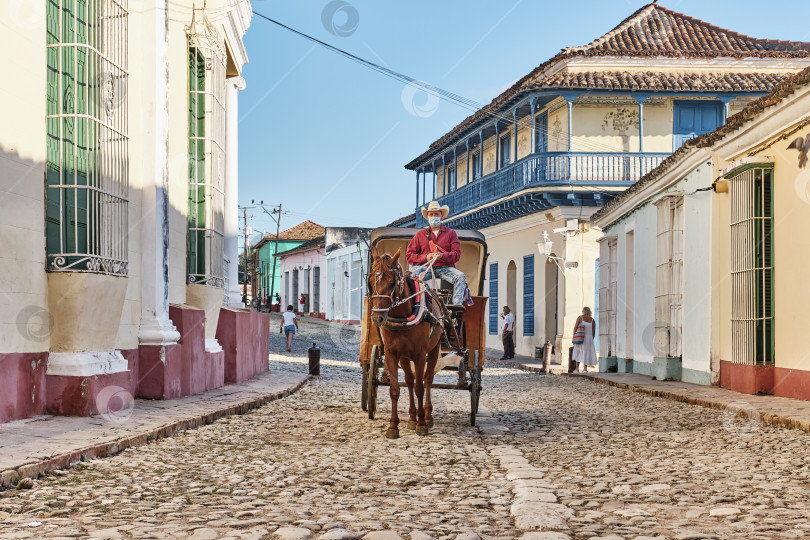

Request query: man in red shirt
[{"left": 406, "top": 201, "right": 466, "bottom": 307}]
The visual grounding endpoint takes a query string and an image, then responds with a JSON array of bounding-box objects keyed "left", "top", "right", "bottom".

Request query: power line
[{"left": 250, "top": 10, "right": 640, "bottom": 157}]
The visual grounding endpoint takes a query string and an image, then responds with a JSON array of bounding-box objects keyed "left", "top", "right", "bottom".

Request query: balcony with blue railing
[{"left": 415, "top": 151, "right": 668, "bottom": 226}]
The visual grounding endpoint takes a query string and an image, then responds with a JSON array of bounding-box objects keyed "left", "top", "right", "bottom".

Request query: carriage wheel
[
  {"left": 361, "top": 361, "right": 369, "bottom": 412},
  {"left": 367, "top": 345, "right": 380, "bottom": 420},
  {"left": 470, "top": 350, "right": 481, "bottom": 426}
]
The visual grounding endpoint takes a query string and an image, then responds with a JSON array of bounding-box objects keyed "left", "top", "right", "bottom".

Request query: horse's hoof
[
  {"left": 426, "top": 418, "right": 434, "bottom": 428},
  {"left": 416, "top": 425, "right": 429, "bottom": 436},
  {"left": 385, "top": 429, "right": 400, "bottom": 439},
  {"left": 407, "top": 420, "right": 417, "bottom": 430}
]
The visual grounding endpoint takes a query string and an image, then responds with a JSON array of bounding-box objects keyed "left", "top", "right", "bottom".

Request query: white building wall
[
  {"left": 324, "top": 244, "right": 368, "bottom": 321},
  {"left": 601, "top": 160, "right": 713, "bottom": 383},
  {"left": 482, "top": 208, "right": 599, "bottom": 362},
  {"left": 278, "top": 249, "right": 326, "bottom": 313}
]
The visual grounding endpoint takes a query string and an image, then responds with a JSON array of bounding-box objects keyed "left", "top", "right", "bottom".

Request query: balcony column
[
  {"left": 421, "top": 167, "right": 426, "bottom": 204},
  {"left": 529, "top": 97, "right": 537, "bottom": 154},
  {"left": 432, "top": 159, "right": 437, "bottom": 200},
  {"left": 479, "top": 130, "right": 484, "bottom": 178},
  {"left": 513, "top": 108, "right": 519, "bottom": 162},
  {"left": 452, "top": 146, "right": 457, "bottom": 191},
  {"left": 495, "top": 123, "right": 500, "bottom": 171},
  {"left": 441, "top": 154, "right": 446, "bottom": 195},
  {"left": 415, "top": 170, "right": 420, "bottom": 209},
  {"left": 465, "top": 139, "right": 471, "bottom": 185},
  {"left": 567, "top": 101, "right": 572, "bottom": 151},
  {"left": 633, "top": 93, "right": 651, "bottom": 153}
]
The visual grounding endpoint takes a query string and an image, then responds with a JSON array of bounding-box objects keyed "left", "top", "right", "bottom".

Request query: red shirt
[{"left": 406, "top": 226, "right": 461, "bottom": 268}]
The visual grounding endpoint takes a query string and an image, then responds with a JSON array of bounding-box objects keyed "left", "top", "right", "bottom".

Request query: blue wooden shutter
[
  {"left": 489, "top": 262, "right": 499, "bottom": 334},
  {"left": 523, "top": 255, "right": 534, "bottom": 336}
]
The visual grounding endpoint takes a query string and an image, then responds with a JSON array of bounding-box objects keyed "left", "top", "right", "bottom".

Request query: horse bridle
[{"left": 370, "top": 259, "right": 405, "bottom": 314}]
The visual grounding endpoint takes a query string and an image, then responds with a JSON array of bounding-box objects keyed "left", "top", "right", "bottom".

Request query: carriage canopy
[{"left": 369, "top": 227, "right": 487, "bottom": 296}]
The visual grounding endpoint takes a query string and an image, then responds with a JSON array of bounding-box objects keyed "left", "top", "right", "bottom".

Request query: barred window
[
  {"left": 654, "top": 196, "right": 684, "bottom": 358},
  {"left": 46, "top": 0, "right": 129, "bottom": 275},
  {"left": 729, "top": 166, "right": 774, "bottom": 365},
  {"left": 598, "top": 238, "right": 617, "bottom": 356},
  {"left": 186, "top": 8, "right": 225, "bottom": 288}
]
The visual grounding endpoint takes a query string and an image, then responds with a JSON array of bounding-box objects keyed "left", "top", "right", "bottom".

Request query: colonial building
[
  {"left": 251, "top": 220, "right": 324, "bottom": 303},
  {"left": 592, "top": 66, "right": 810, "bottom": 400},
  {"left": 403, "top": 2, "right": 810, "bottom": 360},
  {"left": 324, "top": 227, "right": 372, "bottom": 323},
  {"left": 276, "top": 237, "right": 326, "bottom": 316},
  {"left": 275, "top": 227, "right": 371, "bottom": 321},
  {"left": 0, "top": 1, "right": 267, "bottom": 423}
]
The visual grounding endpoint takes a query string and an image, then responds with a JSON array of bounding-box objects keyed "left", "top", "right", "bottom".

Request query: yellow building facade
[{"left": 710, "top": 68, "right": 810, "bottom": 398}]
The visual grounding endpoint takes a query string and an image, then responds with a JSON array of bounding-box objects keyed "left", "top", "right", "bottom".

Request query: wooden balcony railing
[{"left": 417, "top": 151, "right": 668, "bottom": 225}]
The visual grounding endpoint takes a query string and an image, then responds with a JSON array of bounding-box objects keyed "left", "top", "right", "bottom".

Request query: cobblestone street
[{"left": 2, "top": 317, "right": 810, "bottom": 540}]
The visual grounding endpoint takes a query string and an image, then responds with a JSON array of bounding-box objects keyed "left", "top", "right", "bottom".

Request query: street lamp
[{"left": 537, "top": 230, "right": 566, "bottom": 273}]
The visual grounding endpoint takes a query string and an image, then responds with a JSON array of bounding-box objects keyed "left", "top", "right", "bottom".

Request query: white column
[
  {"left": 224, "top": 76, "right": 246, "bottom": 308},
  {"left": 139, "top": 0, "right": 180, "bottom": 346}
]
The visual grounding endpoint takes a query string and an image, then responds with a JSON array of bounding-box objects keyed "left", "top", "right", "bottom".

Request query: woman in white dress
[{"left": 572, "top": 307, "right": 597, "bottom": 373}]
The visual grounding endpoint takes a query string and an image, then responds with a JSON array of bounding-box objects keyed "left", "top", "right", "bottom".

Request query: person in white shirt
[
  {"left": 500, "top": 306, "right": 515, "bottom": 359},
  {"left": 280, "top": 305, "right": 299, "bottom": 352}
]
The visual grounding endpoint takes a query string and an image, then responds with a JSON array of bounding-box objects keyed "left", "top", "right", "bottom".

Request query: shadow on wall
[{"left": 0, "top": 145, "right": 269, "bottom": 424}]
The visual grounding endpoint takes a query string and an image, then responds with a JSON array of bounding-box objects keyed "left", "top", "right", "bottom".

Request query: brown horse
[{"left": 368, "top": 246, "right": 442, "bottom": 438}]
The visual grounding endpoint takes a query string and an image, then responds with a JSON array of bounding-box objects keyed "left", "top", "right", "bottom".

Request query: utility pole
[
  {"left": 269, "top": 203, "right": 282, "bottom": 304},
  {"left": 239, "top": 204, "right": 256, "bottom": 303},
  {"left": 252, "top": 201, "right": 287, "bottom": 306},
  {"left": 242, "top": 206, "right": 249, "bottom": 302}
]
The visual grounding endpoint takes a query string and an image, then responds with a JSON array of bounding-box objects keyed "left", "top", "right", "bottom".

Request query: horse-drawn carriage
[{"left": 359, "top": 227, "right": 488, "bottom": 435}]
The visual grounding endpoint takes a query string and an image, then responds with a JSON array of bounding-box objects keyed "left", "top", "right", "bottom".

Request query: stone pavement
[
  {"left": 0, "top": 370, "right": 309, "bottom": 489},
  {"left": 494, "top": 355, "right": 810, "bottom": 435},
  {"left": 3, "top": 320, "right": 810, "bottom": 539}
]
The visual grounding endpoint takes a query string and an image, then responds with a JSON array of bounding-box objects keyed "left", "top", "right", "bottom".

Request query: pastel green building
[{"left": 251, "top": 220, "right": 324, "bottom": 300}]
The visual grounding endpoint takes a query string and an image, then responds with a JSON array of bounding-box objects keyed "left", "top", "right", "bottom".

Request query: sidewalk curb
[
  {"left": 0, "top": 376, "right": 310, "bottom": 490},
  {"left": 574, "top": 373, "right": 810, "bottom": 434}
]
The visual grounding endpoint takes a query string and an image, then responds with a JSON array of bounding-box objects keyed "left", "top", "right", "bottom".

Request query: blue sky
[{"left": 238, "top": 0, "right": 810, "bottom": 236}]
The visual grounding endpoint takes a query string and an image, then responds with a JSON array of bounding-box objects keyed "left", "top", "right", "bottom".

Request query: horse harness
[{"left": 371, "top": 261, "right": 443, "bottom": 331}]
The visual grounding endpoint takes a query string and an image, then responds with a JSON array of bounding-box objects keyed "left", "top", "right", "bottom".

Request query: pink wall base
[
  {"left": 2, "top": 305, "right": 269, "bottom": 424},
  {"left": 46, "top": 350, "right": 139, "bottom": 417},
  {"left": 216, "top": 307, "right": 270, "bottom": 384},
  {"left": 136, "top": 305, "right": 222, "bottom": 400},
  {"left": 0, "top": 352, "right": 48, "bottom": 423}
]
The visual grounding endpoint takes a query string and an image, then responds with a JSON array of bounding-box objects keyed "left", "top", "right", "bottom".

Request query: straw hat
[{"left": 421, "top": 200, "right": 450, "bottom": 220}]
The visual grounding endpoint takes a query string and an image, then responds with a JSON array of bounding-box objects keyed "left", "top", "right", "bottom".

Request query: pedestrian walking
[
  {"left": 274, "top": 293, "right": 281, "bottom": 312},
  {"left": 572, "top": 306, "right": 597, "bottom": 372},
  {"left": 280, "top": 305, "right": 299, "bottom": 352},
  {"left": 500, "top": 306, "right": 515, "bottom": 359},
  {"left": 265, "top": 294, "right": 271, "bottom": 313}
]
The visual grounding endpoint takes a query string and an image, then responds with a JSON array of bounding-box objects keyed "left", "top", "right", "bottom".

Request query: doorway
[
  {"left": 545, "top": 258, "right": 558, "bottom": 344},
  {"left": 507, "top": 260, "right": 517, "bottom": 328}
]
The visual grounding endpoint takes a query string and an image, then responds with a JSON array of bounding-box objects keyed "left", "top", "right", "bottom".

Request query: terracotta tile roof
[
  {"left": 387, "top": 213, "right": 417, "bottom": 227},
  {"left": 534, "top": 71, "right": 791, "bottom": 92},
  {"left": 274, "top": 235, "right": 325, "bottom": 258},
  {"left": 405, "top": 3, "right": 810, "bottom": 170},
  {"left": 254, "top": 220, "right": 325, "bottom": 248},
  {"left": 592, "top": 65, "right": 810, "bottom": 224},
  {"left": 564, "top": 3, "right": 810, "bottom": 58}
]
